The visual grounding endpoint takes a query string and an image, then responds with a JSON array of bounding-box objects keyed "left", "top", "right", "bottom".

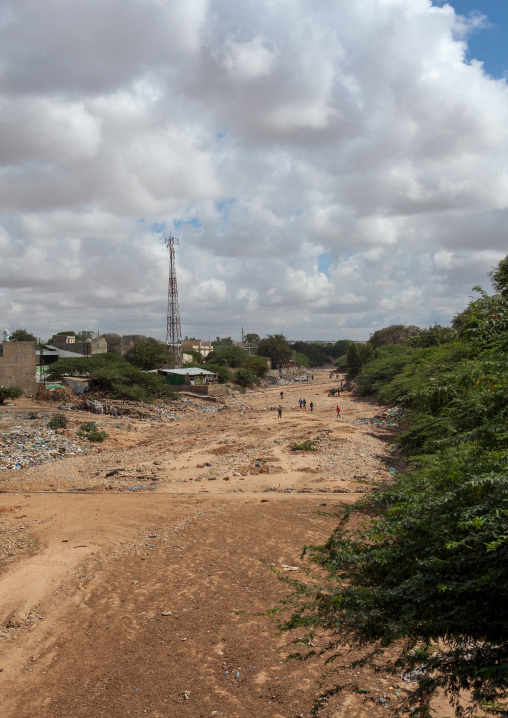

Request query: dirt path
[{"left": 0, "top": 370, "right": 438, "bottom": 717}]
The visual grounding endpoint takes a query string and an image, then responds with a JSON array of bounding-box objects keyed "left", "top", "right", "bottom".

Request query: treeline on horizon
[{"left": 275, "top": 254, "right": 508, "bottom": 717}]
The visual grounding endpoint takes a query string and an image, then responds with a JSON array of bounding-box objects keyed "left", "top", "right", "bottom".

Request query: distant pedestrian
[
  {"left": 310, "top": 401, "right": 314, "bottom": 412},
  {"left": 303, "top": 399, "right": 306, "bottom": 409},
  {"left": 311, "top": 375, "right": 314, "bottom": 380},
  {"left": 277, "top": 405, "right": 282, "bottom": 418},
  {"left": 299, "top": 398, "right": 303, "bottom": 409},
  {"left": 336, "top": 405, "right": 340, "bottom": 417},
  {"left": 280, "top": 391, "right": 284, "bottom": 399}
]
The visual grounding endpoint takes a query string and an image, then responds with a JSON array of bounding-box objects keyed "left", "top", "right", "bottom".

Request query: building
[
  {"left": 158, "top": 367, "right": 226, "bottom": 396},
  {"left": 181, "top": 339, "right": 212, "bottom": 358},
  {"left": 0, "top": 341, "right": 37, "bottom": 394},
  {"left": 50, "top": 334, "right": 107, "bottom": 356}
]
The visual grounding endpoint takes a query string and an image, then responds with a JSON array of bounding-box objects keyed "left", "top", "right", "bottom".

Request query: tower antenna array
[{"left": 165, "top": 234, "right": 182, "bottom": 364}]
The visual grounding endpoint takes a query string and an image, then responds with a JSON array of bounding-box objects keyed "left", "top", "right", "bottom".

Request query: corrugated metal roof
[
  {"left": 39, "top": 344, "right": 90, "bottom": 359},
  {"left": 159, "top": 368, "right": 216, "bottom": 376}
]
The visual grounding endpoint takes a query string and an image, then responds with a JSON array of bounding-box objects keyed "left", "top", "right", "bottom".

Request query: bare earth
[{"left": 0, "top": 370, "right": 450, "bottom": 717}]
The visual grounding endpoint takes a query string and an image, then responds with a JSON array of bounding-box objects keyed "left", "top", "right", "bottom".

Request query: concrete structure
[
  {"left": 0, "top": 341, "right": 37, "bottom": 395},
  {"left": 158, "top": 367, "right": 225, "bottom": 395},
  {"left": 181, "top": 339, "right": 212, "bottom": 358},
  {"left": 50, "top": 334, "right": 107, "bottom": 356}
]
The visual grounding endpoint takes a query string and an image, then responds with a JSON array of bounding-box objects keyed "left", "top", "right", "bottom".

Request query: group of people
[{"left": 276, "top": 376, "right": 345, "bottom": 419}]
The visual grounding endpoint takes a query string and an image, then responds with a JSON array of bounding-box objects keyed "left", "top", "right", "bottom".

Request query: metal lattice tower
[{"left": 165, "top": 235, "right": 182, "bottom": 364}]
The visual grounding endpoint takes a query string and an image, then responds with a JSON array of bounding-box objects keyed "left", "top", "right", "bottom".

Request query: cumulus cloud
[{"left": 0, "top": 0, "right": 507, "bottom": 341}]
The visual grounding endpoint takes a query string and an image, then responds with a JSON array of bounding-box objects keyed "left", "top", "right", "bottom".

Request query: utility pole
[{"left": 165, "top": 234, "right": 182, "bottom": 364}]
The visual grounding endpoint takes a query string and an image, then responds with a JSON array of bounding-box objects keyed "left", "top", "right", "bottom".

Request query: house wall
[
  {"left": 0, "top": 341, "right": 37, "bottom": 394},
  {"left": 181, "top": 340, "right": 212, "bottom": 357}
]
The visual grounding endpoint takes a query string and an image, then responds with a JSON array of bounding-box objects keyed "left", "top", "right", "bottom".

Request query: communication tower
[{"left": 165, "top": 234, "right": 182, "bottom": 364}]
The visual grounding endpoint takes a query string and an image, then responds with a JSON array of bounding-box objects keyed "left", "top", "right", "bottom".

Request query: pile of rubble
[{"left": 349, "top": 407, "right": 404, "bottom": 428}]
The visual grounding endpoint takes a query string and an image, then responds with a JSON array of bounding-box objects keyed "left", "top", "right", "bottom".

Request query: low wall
[{"left": 170, "top": 384, "right": 227, "bottom": 396}]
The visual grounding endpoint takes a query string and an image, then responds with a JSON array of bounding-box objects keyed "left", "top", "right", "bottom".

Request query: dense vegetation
[
  {"left": 277, "top": 257, "right": 508, "bottom": 716},
  {"left": 291, "top": 342, "right": 330, "bottom": 366},
  {"left": 124, "top": 336, "right": 173, "bottom": 370},
  {"left": 257, "top": 334, "right": 294, "bottom": 365},
  {"left": 46, "top": 353, "right": 175, "bottom": 403}
]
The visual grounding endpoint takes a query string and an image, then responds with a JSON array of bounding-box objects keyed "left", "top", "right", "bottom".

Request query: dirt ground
[{"left": 0, "top": 370, "right": 451, "bottom": 717}]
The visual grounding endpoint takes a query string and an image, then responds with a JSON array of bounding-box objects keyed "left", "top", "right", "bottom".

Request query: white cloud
[
  {"left": 222, "top": 37, "right": 278, "bottom": 81},
  {"left": 0, "top": 0, "right": 507, "bottom": 341}
]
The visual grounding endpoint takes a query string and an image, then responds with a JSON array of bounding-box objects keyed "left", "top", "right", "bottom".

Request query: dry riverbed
[{"left": 0, "top": 370, "right": 450, "bottom": 717}]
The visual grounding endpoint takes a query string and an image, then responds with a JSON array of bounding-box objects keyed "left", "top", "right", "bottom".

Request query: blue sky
[{"left": 440, "top": 1, "right": 508, "bottom": 78}]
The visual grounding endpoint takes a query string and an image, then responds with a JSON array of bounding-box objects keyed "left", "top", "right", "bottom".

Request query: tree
[
  {"left": 213, "top": 336, "right": 234, "bottom": 346},
  {"left": 10, "top": 329, "right": 37, "bottom": 342},
  {"left": 294, "top": 352, "right": 310, "bottom": 367},
  {"left": 234, "top": 367, "right": 257, "bottom": 387},
  {"left": 322, "top": 339, "right": 352, "bottom": 358},
  {"left": 369, "top": 324, "right": 420, "bottom": 349},
  {"left": 346, "top": 342, "right": 374, "bottom": 377},
  {"left": 184, "top": 350, "right": 204, "bottom": 365},
  {"left": 124, "top": 337, "right": 173, "bottom": 370},
  {"left": 257, "top": 334, "right": 293, "bottom": 365},
  {"left": 291, "top": 342, "right": 329, "bottom": 366},
  {"left": 408, "top": 324, "right": 455, "bottom": 348},
  {"left": 245, "top": 333, "right": 260, "bottom": 345},
  {"left": 242, "top": 355, "right": 268, "bottom": 377},
  {"left": 489, "top": 252, "right": 508, "bottom": 297},
  {"left": 0, "top": 387, "right": 23, "bottom": 404},
  {"left": 205, "top": 346, "right": 246, "bottom": 368},
  {"left": 346, "top": 342, "right": 361, "bottom": 376},
  {"left": 204, "top": 363, "right": 232, "bottom": 384},
  {"left": 56, "top": 330, "right": 76, "bottom": 336}
]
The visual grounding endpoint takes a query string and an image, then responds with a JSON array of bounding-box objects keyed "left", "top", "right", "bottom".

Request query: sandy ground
[{"left": 0, "top": 370, "right": 451, "bottom": 717}]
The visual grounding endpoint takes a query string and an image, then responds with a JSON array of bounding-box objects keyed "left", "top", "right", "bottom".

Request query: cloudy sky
[{"left": 1, "top": 0, "right": 507, "bottom": 342}]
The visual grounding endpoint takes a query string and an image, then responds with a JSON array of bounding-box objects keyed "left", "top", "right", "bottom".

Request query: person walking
[
  {"left": 303, "top": 399, "right": 306, "bottom": 409},
  {"left": 277, "top": 405, "right": 282, "bottom": 419},
  {"left": 280, "top": 391, "right": 284, "bottom": 400},
  {"left": 299, "top": 398, "right": 303, "bottom": 409},
  {"left": 336, "top": 405, "right": 340, "bottom": 418},
  {"left": 310, "top": 401, "right": 314, "bottom": 412}
]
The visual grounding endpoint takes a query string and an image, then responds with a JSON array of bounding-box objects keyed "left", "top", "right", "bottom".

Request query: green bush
[
  {"left": 234, "top": 367, "right": 257, "bottom": 387},
  {"left": 78, "top": 422, "right": 107, "bottom": 442},
  {"left": 79, "top": 421, "right": 96, "bottom": 432},
  {"left": 290, "top": 439, "right": 316, "bottom": 451},
  {"left": 47, "top": 414, "right": 68, "bottom": 430},
  {"left": 0, "top": 387, "right": 24, "bottom": 405}
]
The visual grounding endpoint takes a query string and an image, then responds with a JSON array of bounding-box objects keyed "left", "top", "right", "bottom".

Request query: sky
[{"left": 1, "top": 0, "right": 507, "bottom": 342}]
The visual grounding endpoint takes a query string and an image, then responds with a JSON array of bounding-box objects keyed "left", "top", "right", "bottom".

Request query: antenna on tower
[{"left": 165, "top": 234, "right": 182, "bottom": 365}]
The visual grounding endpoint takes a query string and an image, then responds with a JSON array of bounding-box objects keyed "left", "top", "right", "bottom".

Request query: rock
[{"left": 161, "top": 611, "right": 172, "bottom": 616}]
